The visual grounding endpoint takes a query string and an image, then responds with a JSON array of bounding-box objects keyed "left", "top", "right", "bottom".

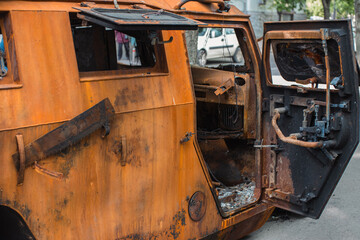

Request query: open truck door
[{"left": 261, "top": 20, "right": 359, "bottom": 218}]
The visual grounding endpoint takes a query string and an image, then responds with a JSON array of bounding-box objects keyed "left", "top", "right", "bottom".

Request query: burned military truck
[{"left": 0, "top": 0, "right": 358, "bottom": 239}]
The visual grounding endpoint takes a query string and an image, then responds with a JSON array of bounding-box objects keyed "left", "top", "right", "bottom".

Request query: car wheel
[
  {"left": 197, "top": 50, "right": 207, "bottom": 67},
  {"left": 232, "top": 47, "right": 243, "bottom": 63}
]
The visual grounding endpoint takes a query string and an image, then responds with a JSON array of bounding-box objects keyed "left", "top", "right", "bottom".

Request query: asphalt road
[{"left": 245, "top": 144, "right": 360, "bottom": 240}]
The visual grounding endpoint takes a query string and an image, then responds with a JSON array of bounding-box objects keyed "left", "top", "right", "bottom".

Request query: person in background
[
  {"left": 129, "top": 36, "right": 138, "bottom": 64},
  {"left": 0, "top": 35, "right": 7, "bottom": 77},
  {"left": 115, "top": 31, "right": 130, "bottom": 61}
]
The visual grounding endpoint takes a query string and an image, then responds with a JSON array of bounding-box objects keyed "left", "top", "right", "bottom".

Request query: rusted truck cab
[{"left": 0, "top": 0, "right": 358, "bottom": 239}]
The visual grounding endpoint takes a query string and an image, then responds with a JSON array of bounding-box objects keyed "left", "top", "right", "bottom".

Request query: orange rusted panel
[{"left": 0, "top": 0, "right": 278, "bottom": 239}]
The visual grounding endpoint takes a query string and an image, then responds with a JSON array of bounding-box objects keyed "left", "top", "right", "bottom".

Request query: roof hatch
[{"left": 74, "top": 7, "right": 201, "bottom": 30}]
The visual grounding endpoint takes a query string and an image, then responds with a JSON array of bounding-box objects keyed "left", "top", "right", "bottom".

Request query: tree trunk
[
  {"left": 185, "top": 30, "right": 198, "bottom": 65},
  {"left": 332, "top": 0, "right": 337, "bottom": 19},
  {"left": 277, "top": 10, "right": 282, "bottom": 21},
  {"left": 322, "top": 0, "right": 331, "bottom": 19},
  {"left": 355, "top": 0, "right": 360, "bottom": 64}
]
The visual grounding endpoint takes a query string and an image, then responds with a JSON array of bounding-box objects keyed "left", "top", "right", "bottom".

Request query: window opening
[
  {"left": 268, "top": 39, "right": 342, "bottom": 90},
  {"left": 70, "top": 14, "right": 167, "bottom": 78},
  {"left": 193, "top": 27, "right": 247, "bottom": 70},
  {"left": 0, "top": 13, "right": 20, "bottom": 89}
]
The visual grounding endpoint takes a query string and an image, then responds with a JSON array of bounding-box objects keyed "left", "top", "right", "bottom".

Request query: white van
[{"left": 197, "top": 27, "right": 243, "bottom": 66}]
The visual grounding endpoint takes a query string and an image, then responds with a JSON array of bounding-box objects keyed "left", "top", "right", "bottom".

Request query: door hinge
[
  {"left": 265, "top": 189, "right": 292, "bottom": 202},
  {"left": 265, "top": 188, "right": 315, "bottom": 212}
]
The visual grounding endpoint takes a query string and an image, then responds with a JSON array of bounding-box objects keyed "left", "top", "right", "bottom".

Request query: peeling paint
[{"left": 169, "top": 209, "right": 186, "bottom": 239}]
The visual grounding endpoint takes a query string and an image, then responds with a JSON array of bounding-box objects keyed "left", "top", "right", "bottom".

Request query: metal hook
[
  {"left": 151, "top": 36, "right": 173, "bottom": 46},
  {"left": 102, "top": 121, "right": 111, "bottom": 138}
]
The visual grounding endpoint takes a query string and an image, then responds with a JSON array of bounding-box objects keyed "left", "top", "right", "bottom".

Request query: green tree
[
  {"left": 306, "top": 0, "right": 354, "bottom": 19},
  {"left": 335, "top": 0, "right": 354, "bottom": 18},
  {"left": 306, "top": 0, "right": 324, "bottom": 17},
  {"left": 272, "top": 0, "right": 306, "bottom": 20}
]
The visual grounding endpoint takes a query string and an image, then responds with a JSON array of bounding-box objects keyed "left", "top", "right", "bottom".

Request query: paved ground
[{"left": 245, "top": 144, "right": 360, "bottom": 240}]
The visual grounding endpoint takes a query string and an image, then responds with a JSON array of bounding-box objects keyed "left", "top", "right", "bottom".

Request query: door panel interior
[{"left": 261, "top": 20, "right": 359, "bottom": 218}]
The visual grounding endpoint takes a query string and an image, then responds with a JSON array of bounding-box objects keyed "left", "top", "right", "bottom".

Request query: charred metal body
[{"left": 0, "top": 0, "right": 358, "bottom": 239}]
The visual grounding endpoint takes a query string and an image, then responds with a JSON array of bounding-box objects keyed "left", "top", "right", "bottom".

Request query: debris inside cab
[{"left": 217, "top": 181, "right": 255, "bottom": 212}]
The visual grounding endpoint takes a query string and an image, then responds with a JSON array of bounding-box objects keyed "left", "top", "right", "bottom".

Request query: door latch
[{"left": 253, "top": 139, "right": 278, "bottom": 149}]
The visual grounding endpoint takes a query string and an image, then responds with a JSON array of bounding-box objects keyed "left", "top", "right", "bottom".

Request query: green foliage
[
  {"left": 306, "top": 0, "right": 354, "bottom": 18},
  {"left": 272, "top": 0, "right": 307, "bottom": 12},
  {"left": 335, "top": 0, "right": 354, "bottom": 18},
  {"left": 305, "top": 0, "right": 324, "bottom": 17}
]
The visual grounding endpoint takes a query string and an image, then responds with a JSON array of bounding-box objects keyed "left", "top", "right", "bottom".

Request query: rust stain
[
  {"left": 114, "top": 85, "right": 146, "bottom": 107},
  {"left": 276, "top": 154, "right": 294, "bottom": 193},
  {"left": 116, "top": 210, "right": 186, "bottom": 240},
  {"left": 169, "top": 209, "right": 186, "bottom": 239},
  {"left": 57, "top": 143, "right": 85, "bottom": 178},
  {"left": 50, "top": 193, "right": 73, "bottom": 224},
  {"left": 107, "top": 138, "right": 124, "bottom": 165},
  {"left": 50, "top": 137, "right": 91, "bottom": 178}
]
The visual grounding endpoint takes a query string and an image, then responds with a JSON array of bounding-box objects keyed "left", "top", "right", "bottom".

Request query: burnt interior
[
  {"left": 195, "top": 98, "right": 257, "bottom": 213},
  {"left": 188, "top": 27, "right": 257, "bottom": 214},
  {"left": 198, "top": 139, "right": 255, "bottom": 186}
]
